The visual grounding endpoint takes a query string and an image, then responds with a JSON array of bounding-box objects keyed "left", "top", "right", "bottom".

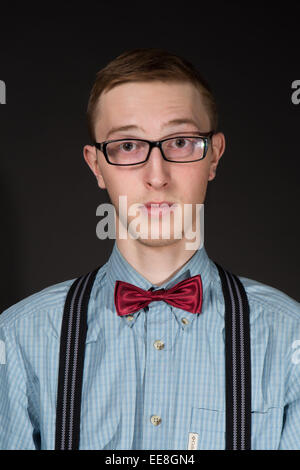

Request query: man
[{"left": 0, "top": 48, "right": 300, "bottom": 450}]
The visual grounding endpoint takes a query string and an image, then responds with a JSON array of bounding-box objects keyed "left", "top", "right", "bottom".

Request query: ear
[
  {"left": 83, "top": 144, "right": 106, "bottom": 189},
  {"left": 208, "top": 132, "right": 226, "bottom": 181}
]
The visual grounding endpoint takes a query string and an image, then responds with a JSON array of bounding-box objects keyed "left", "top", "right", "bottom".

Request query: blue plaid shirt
[{"left": 1, "top": 242, "right": 300, "bottom": 450}]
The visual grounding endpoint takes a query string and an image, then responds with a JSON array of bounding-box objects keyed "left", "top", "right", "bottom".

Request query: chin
[
  {"left": 134, "top": 236, "right": 183, "bottom": 248},
  {"left": 128, "top": 223, "right": 184, "bottom": 243}
]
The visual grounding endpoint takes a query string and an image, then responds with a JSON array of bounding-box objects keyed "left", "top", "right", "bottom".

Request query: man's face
[{"left": 84, "top": 80, "right": 225, "bottom": 247}]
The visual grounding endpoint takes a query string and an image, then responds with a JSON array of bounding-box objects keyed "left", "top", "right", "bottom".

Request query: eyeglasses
[{"left": 93, "top": 131, "right": 214, "bottom": 166}]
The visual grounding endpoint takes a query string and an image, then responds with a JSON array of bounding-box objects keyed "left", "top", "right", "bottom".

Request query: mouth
[
  {"left": 139, "top": 201, "right": 178, "bottom": 216},
  {"left": 144, "top": 201, "right": 175, "bottom": 207}
]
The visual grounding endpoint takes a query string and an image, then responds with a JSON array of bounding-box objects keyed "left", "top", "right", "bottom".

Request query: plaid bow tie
[{"left": 114, "top": 275, "right": 203, "bottom": 316}]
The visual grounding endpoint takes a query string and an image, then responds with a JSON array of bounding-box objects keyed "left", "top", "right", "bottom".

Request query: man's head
[{"left": 83, "top": 48, "right": 225, "bottom": 248}]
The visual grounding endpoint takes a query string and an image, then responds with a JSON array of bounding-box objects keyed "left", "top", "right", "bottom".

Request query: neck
[{"left": 116, "top": 236, "right": 198, "bottom": 287}]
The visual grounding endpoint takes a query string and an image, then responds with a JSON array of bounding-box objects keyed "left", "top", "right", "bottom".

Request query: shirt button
[
  {"left": 153, "top": 340, "right": 165, "bottom": 350},
  {"left": 150, "top": 415, "right": 162, "bottom": 426},
  {"left": 181, "top": 317, "right": 189, "bottom": 325},
  {"left": 127, "top": 315, "right": 134, "bottom": 321}
]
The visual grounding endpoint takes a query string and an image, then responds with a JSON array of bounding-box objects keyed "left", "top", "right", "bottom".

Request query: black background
[{"left": 0, "top": 2, "right": 299, "bottom": 311}]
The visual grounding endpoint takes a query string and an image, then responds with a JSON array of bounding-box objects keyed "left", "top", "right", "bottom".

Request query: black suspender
[
  {"left": 55, "top": 263, "right": 251, "bottom": 450},
  {"left": 215, "top": 263, "right": 251, "bottom": 450},
  {"left": 55, "top": 268, "right": 99, "bottom": 451}
]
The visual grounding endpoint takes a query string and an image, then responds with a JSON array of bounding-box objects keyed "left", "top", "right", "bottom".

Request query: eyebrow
[{"left": 105, "top": 118, "right": 201, "bottom": 140}]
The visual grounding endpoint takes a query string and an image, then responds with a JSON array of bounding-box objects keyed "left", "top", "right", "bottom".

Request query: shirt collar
[{"left": 106, "top": 241, "right": 214, "bottom": 328}]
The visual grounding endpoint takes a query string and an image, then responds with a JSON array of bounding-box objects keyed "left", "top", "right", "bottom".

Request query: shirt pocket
[
  {"left": 251, "top": 406, "right": 284, "bottom": 450},
  {"left": 189, "top": 407, "right": 225, "bottom": 450},
  {"left": 190, "top": 406, "right": 284, "bottom": 450}
]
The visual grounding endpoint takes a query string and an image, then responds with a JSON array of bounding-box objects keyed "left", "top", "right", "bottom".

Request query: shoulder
[
  {"left": 238, "top": 274, "right": 300, "bottom": 326},
  {"left": 211, "top": 262, "right": 300, "bottom": 325},
  {"left": 0, "top": 263, "right": 108, "bottom": 334}
]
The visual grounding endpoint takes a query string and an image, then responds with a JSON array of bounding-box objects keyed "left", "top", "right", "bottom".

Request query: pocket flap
[{"left": 251, "top": 406, "right": 284, "bottom": 450}]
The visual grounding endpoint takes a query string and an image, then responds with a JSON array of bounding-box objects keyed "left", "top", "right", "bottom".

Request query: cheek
[
  {"left": 178, "top": 168, "right": 209, "bottom": 200},
  {"left": 104, "top": 171, "right": 132, "bottom": 201}
]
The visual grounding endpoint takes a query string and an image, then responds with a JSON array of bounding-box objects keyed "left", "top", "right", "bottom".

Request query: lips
[
  {"left": 139, "top": 201, "right": 178, "bottom": 217},
  {"left": 144, "top": 201, "right": 175, "bottom": 207}
]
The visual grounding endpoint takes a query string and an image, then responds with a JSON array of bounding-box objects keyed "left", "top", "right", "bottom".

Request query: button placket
[{"left": 142, "top": 303, "right": 178, "bottom": 447}]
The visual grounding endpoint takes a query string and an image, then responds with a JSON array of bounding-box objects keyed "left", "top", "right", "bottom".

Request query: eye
[
  {"left": 120, "top": 141, "right": 137, "bottom": 152},
  {"left": 173, "top": 137, "right": 188, "bottom": 148}
]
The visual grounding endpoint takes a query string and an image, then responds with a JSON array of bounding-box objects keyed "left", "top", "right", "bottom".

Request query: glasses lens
[
  {"left": 106, "top": 140, "right": 149, "bottom": 165},
  {"left": 162, "top": 137, "right": 205, "bottom": 161}
]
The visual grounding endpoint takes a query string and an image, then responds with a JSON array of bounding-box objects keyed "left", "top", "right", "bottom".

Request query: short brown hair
[{"left": 86, "top": 48, "right": 218, "bottom": 142}]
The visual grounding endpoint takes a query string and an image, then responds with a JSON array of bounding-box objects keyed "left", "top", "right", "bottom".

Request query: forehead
[{"left": 94, "top": 81, "right": 210, "bottom": 138}]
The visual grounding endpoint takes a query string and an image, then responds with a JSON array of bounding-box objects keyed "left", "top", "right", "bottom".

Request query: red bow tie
[{"left": 114, "top": 275, "right": 203, "bottom": 316}]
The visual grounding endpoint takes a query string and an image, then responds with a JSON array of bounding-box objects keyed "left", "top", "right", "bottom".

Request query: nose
[
  {"left": 147, "top": 144, "right": 167, "bottom": 163},
  {"left": 143, "top": 146, "right": 170, "bottom": 189}
]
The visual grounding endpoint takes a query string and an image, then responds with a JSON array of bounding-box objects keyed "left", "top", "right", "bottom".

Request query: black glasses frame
[{"left": 93, "top": 131, "right": 215, "bottom": 166}]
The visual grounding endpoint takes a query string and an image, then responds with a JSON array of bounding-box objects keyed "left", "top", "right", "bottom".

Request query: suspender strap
[
  {"left": 215, "top": 263, "right": 252, "bottom": 450},
  {"left": 55, "top": 263, "right": 251, "bottom": 450},
  {"left": 55, "top": 268, "right": 99, "bottom": 450}
]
